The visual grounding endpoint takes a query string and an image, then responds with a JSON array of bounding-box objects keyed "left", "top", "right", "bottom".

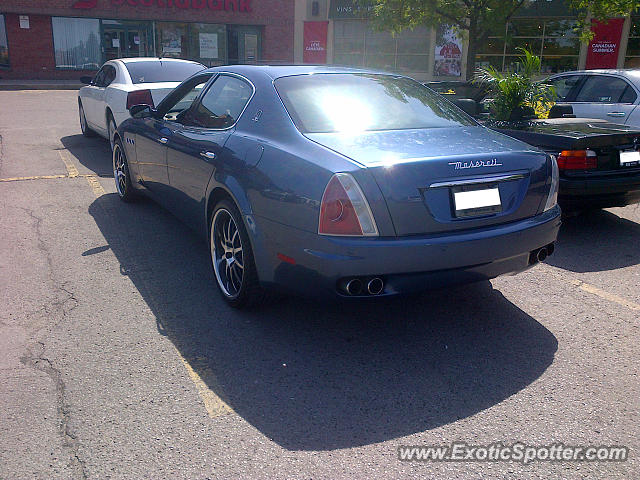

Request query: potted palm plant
[{"left": 474, "top": 49, "right": 555, "bottom": 122}]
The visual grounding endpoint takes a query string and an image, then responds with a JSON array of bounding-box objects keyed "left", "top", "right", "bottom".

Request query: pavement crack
[
  {"left": 20, "top": 342, "right": 88, "bottom": 480},
  {"left": 0, "top": 133, "right": 4, "bottom": 177},
  {"left": 10, "top": 205, "right": 85, "bottom": 477},
  {"left": 16, "top": 205, "right": 80, "bottom": 321}
]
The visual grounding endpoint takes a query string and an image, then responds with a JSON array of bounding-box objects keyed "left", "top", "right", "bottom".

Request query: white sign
[
  {"left": 19, "top": 15, "right": 29, "bottom": 29},
  {"left": 112, "top": 38, "right": 120, "bottom": 48},
  {"left": 199, "top": 33, "right": 219, "bottom": 59},
  {"left": 434, "top": 25, "right": 463, "bottom": 77}
]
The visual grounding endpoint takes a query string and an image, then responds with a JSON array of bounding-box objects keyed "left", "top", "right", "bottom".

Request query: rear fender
[{"left": 204, "top": 174, "right": 272, "bottom": 282}]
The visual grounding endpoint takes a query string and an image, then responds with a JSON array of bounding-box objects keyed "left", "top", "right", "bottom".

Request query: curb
[{"left": 0, "top": 83, "right": 82, "bottom": 91}]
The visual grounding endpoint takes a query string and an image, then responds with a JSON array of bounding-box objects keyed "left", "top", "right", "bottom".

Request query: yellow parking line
[
  {"left": 571, "top": 279, "right": 640, "bottom": 312},
  {"left": 0, "top": 174, "right": 68, "bottom": 182},
  {"left": 176, "top": 351, "right": 234, "bottom": 418},
  {"left": 85, "top": 175, "right": 106, "bottom": 197},
  {"left": 0, "top": 173, "right": 99, "bottom": 182},
  {"left": 58, "top": 149, "right": 79, "bottom": 178},
  {"left": 57, "top": 146, "right": 107, "bottom": 197}
]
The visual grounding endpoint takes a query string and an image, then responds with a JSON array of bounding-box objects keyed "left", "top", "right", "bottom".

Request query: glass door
[
  {"left": 101, "top": 21, "right": 152, "bottom": 62},
  {"left": 104, "top": 29, "right": 125, "bottom": 61}
]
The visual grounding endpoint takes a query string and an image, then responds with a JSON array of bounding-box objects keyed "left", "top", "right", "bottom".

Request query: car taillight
[
  {"left": 126, "top": 89, "right": 154, "bottom": 110},
  {"left": 544, "top": 154, "right": 559, "bottom": 212},
  {"left": 318, "top": 173, "right": 378, "bottom": 236},
  {"left": 557, "top": 150, "right": 597, "bottom": 170}
]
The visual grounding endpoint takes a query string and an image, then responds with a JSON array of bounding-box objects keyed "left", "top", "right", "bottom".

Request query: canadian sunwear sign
[{"left": 585, "top": 18, "right": 624, "bottom": 69}]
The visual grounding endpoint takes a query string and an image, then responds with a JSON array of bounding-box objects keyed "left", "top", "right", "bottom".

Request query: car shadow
[
  {"left": 87, "top": 193, "right": 558, "bottom": 451},
  {"left": 548, "top": 209, "right": 640, "bottom": 273},
  {"left": 60, "top": 134, "right": 112, "bottom": 177}
]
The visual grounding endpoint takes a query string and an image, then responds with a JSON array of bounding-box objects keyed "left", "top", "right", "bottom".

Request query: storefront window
[
  {"left": 0, "top": 14, "right": 8, "bottom": 67},
  {"left": 625, "top": 17, "right": 640, "bottom": 67},
  {"left": 476, "top": 18, "right": 579, "bottom": 74},
  {"left": 52, "top": 17, "right": 101, "bottom": 70},
  {"left": 156, "top": 22, "right": 227, "bottom": 66},
  {"left": 333, "top": 20, "right": 430, "bottom": 77}
]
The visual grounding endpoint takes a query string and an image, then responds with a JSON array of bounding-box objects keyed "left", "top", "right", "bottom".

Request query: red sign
[
  {"left": 585, "top": 18, "right": 624, "bottom": 69},
  {"left": 73, "top": 0, "right": 252, "bottom": 11},
  {"left": 72, "top": 0, "right": 98, "bottom": 7},
  {"left": 303, "top": 21, "right": 328, "bottom": 64}
]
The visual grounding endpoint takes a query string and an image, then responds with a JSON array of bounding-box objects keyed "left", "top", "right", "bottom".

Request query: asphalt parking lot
[{"left": 0, "top": 89, "right": 638, "bottom": 479}]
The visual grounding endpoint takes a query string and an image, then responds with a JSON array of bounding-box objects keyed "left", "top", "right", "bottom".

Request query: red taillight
[
  {"left": 318, "top": 173, "right": 378, "bottom": 236},
  {"left": 557, "top": 150, "right": 597, "bottom": 170},
  {"left": 126, "top": 89, "right": 154, "bottom": 110}
]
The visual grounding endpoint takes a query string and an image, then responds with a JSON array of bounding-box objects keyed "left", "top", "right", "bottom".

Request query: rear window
[
  {"left": 275, "top": 73, "right": 476, "bottom": 134},
  {"left": 124, "top": 61, "right": 205, "bottom": 84}
]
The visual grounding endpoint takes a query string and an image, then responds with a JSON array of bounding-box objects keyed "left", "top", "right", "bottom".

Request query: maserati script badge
[{"left": 448, "top": 159, "right": 503, "bottom": 170}]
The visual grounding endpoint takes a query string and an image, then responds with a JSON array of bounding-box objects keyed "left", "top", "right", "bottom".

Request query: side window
[
  {"left": 620, "top": 84, "right": 638, "bottom": 104},
  {"left": 161, "top": 78, "right": 210, "bottom": 122},
  {"left": 189, "top": 75, "right": 253, "bottom": 129},
  {"left": 102, "top": 65, "right": 116, "bottom": 87},
  {"left": 574, "top": 76, "right": 631, "bottom": 103},
  {"left": 92, "top": 67, "right": 107, "bottom": 87},
  {"left": 549, "top": 75, "right": 582, "bottom": 101}
]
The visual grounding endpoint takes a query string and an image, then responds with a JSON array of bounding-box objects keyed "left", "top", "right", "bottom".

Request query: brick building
[
  {"left": 2, "top": 0, "right": 639, "bottom": 81},
  {"left": 0, "top": 0, "right": 294, "bottom": 79}
]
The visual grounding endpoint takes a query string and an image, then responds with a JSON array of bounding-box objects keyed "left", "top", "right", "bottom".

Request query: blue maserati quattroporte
[{"left": 113, "top": 65, "right": 561, "bottom": 307}]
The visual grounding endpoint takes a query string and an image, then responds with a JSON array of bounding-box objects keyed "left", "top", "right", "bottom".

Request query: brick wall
[{"left": 0, "top": 0, "right": 294, "bottom": 79}]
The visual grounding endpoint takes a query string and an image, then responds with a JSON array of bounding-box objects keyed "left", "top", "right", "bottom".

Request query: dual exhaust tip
[
  {"left": 529, "top": 243, "right": 555, "bottom": 265},
  {"left": 344, "top": 277, "right": 384, "bottom": 296}
]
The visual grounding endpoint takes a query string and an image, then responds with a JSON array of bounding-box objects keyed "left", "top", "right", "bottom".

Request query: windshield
[
  {"left": 274, "top": 73, "right": 476, "bottom": 134},
  {"left": 124, "top": 61, "right": 205, "bottom": 84}
]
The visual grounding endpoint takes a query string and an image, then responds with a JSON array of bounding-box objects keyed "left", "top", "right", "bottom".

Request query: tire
[
  {"left": 107, "top": 112, "right": 117, "bottom": 151},
  {"left": 79, "top": 101, "right": 95, "bottom": 137},
  {"left": 112, "top": 138, "right": 137, "bottom": 203},
  {"left": 209, "top": 199, "right": 264, "bottom": 308}
]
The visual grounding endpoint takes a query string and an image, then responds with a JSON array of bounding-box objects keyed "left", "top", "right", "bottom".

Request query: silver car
[{"left": 548, "top": 70, "right": 640, "bottom": 126}]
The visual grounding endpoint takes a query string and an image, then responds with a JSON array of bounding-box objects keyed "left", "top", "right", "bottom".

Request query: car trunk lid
[
  {"left": 307, "top": 126, "right": 550, "bottom": 235},
  {"left": 495, "top": 118, "right": 640, "bottom": 176},
  {"left": 132, "top": 82, "right": 181, "bottom": 107}
]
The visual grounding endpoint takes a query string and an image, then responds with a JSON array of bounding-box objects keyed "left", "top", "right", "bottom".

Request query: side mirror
[
  {"left": 129, "top": 104, "right": 156, "bottom": 119},
  {"left": 548, "top": 104, "right": 575, "bottom": 119},
  {"left": 452, "top": 98, "right": 479, "bottom": 117},
  {"left": 80, "top": 75, "right": 93, "bottom": 85}
]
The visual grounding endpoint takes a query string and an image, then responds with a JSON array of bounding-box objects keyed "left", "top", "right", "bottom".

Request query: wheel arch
[
  {"left": 205, "top": 178, "right": 254, "bottom": 230},
  {"left": 205, "top": 182, "right": 269, "bottom": 282}
]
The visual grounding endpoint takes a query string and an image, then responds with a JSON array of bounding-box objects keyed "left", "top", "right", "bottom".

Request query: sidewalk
[{"left": 0, "top": 79, "right": 82, "bottom": 91}]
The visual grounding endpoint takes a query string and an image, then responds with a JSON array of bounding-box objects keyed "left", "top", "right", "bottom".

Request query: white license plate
[
  {"left": 620, "top": 150, "right": 640, "bottom": 167},
  {"left": 454, "top": 188, "right": 501, "bottom": 212}
]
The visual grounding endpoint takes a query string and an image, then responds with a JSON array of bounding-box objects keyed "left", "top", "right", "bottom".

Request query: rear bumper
[
  {"left": 251, "top": 206, "right": 561, "bottom": 298},
  {"left": 559, "top": 171, "right": 640, "bottom": 208}
]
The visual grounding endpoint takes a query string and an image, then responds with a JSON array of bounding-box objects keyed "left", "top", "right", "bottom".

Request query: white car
[
  {"left": 78, "top": 57, "right": 205, "bottom": 148},
  {"left": 547, "top": 70, "right": 640, "bottom": 127}
]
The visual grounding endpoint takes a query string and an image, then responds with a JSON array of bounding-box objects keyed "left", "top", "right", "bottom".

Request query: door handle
[
  {"left": 158, "top": 137, "right": 168, "bottom": 144},
  {"left": 607, "top": 112, "right": 626, "bottom": 117},
  {"left": 200, "top": 151, "right": 217, "bottom": 160}
]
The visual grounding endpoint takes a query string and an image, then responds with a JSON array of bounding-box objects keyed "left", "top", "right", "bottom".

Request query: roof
[
  {"left": 113, "top": 57, "right": 204, "bottom": 65},
  {"left": 202, "top": 64, "right": 392, "bottom": 80},
  {"left": 550, "top": 69, "right": 640, "bottom": 80}
]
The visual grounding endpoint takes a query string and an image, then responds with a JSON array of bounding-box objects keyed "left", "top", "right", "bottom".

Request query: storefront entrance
[{"left": 102, "top": 20, "right": 152, "bottom": 61}]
